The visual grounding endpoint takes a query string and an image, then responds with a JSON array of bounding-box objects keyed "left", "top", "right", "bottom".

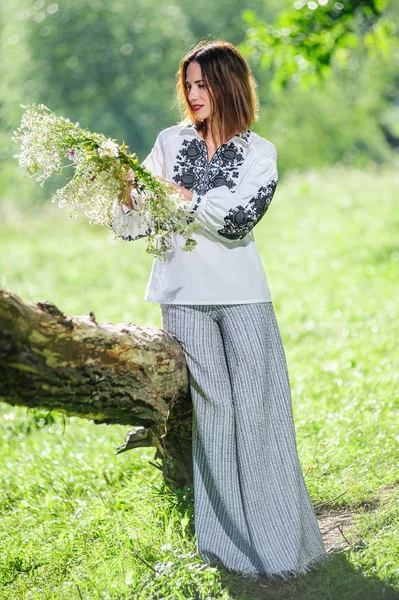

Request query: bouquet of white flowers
[{"left": 12, "top": 104, "right": 201, "bottom": 262}]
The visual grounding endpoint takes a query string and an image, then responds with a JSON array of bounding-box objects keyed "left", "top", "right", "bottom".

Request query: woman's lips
[{"left": 192, "top": 105, "right": 204, "bottom": 111}]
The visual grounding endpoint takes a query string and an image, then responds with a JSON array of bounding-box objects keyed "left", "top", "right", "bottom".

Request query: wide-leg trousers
[{"left": 160, "top": 302, "right": 330, "bottom": 580}]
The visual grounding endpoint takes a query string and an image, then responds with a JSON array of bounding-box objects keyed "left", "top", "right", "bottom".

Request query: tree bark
[{"left": 0, "top": 288, "right": 193, "bottom": 489}]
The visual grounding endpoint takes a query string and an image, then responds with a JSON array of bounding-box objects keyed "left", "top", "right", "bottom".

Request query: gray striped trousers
[{"left": 160, "top": 302, "right": 330, "bottom": 580}]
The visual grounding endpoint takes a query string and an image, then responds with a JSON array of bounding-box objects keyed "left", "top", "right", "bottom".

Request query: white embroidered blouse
[{"left": 110, "top": 122, "right": 278, "bottom": 305}]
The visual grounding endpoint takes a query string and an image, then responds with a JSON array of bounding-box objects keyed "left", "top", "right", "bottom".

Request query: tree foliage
[{"left": 239, "top": 0, "right": 397, "bottom": 91}]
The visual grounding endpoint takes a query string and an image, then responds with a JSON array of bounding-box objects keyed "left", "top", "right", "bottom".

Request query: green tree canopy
[{"left": 239, "top": 0, "right": 397, "bottom": 91}]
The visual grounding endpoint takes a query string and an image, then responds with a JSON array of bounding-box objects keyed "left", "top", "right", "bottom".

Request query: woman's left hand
[{"left": 156, "top": 175, "right": 193, "bottom": 205}]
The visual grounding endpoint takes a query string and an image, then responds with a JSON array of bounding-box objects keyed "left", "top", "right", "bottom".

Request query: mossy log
[{"left": 0, "top": 288, "right": 193, "bottom": 489}]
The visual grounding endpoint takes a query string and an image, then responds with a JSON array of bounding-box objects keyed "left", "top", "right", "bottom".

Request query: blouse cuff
[
  {"left": 120, "top": 202, "right": 132, "bottom": 215},
  {"left": 188, "top": 190, "right": 206, "bottom": 216}
]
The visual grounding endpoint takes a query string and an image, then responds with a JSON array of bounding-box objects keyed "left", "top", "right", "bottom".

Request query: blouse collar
[{"left": 179, "top": 122, "right": 252, "bottom": 146}]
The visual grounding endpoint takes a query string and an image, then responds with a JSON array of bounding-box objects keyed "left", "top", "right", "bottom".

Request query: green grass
[{"left": 1, "top": 163, "right": 399, "bottom": 599}]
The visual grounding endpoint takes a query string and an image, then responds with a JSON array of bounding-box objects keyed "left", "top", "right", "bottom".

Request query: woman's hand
[
  {"left": 118, "top": 169, "right": 137, "bottom": 209},
  {"left": 156, "top": 175, "right": 193, "bottom": 205}
]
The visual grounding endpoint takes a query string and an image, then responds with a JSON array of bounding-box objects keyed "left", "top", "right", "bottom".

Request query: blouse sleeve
[
  {"left": 110, "top": 133, "right": 164, "bottom": 241},
  {"left": 141, "top": 132, "right": 165, "bottom": 178},
  {"left": 184, "top": 143, "right": 278, "bottom": 244}
]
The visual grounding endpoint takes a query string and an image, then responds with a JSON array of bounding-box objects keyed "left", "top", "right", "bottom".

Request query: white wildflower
[
  {"left": 12, "top": 103, "right": 201, "bottom": 261},
  {"left": 97, "top": 139, "right": 119, "bottom": 158}
]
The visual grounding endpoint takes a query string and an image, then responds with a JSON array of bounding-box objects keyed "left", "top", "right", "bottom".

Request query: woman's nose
[{"left": 188, "top": 88, "right": 199, "bottom": 102}]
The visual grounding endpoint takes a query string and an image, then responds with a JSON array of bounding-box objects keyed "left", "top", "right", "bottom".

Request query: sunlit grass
[{"left": 1, "top": 163, "right": 398, "bottom": 598}]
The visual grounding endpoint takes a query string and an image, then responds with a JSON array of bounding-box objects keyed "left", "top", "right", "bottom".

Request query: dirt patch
[
  {"left": 318, "top": 482, "right": 398, "bottom": 553},
  {"left": 318, "top": 507, "right": 358, "bottom": 552}
]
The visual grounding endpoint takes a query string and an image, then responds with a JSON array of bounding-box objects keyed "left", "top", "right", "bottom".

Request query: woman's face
[{"left": 185, "top": 60, "right": 212, "bottom": 121}]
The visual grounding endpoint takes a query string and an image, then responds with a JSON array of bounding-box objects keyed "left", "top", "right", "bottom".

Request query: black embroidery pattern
[
  {"left": 114, "top": 207, "right": 153, "bottom": 241},
  {"left": 172, "top": 126, "right": 277, "bottom": 237},
  {"left": 237, "top": 130, "right": 251, "bottom": 143},
  {"left": 121, "top": 229, "right": 152, "bottom": 242},
  {"left": 117, "top": 219, "right": 153, "bottom": 242},
  {"left": 172, "top": 138, "right": 207, "bottom": 192},
  {"left": 205, "top": 143, "right": 245, "bottom": 193},
  {"left": 216, "top": 179, "right": 278, "bottom": 240},
  {"left": 172, "top": 137, "right": 246, "bottom": 196}
]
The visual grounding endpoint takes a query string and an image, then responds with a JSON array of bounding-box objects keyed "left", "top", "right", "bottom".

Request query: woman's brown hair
[{"left": 175, "top": 40, "right": 259, "bottom": 144}]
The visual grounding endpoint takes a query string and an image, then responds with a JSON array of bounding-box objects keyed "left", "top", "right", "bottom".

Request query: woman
[{"left": 112, "top": 40, "right": 330, "bottom": 581}]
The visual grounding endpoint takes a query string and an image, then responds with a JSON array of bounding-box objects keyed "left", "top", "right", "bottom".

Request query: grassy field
[{"left": 1, "top": 164, "right": 399, "bottom": 599}]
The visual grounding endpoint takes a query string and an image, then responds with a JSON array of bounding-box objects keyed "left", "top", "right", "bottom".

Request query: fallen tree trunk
[{"left": 0, "top": 288, "right": 193, "bottom": 489}]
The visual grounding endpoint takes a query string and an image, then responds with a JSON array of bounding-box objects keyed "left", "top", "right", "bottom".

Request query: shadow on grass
[
  {"left": 166, "top": 485, "right": 399, "bottom": 600},
  {"left": 215, "top": 551, "right": 399, "bottom": 600}
]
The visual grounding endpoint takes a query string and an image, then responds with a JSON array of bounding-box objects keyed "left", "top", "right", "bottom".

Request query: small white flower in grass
[
  {"left": 98, "top": 139, "right": 119, "bottom": 158},
  {"left": 160, "top": 542, "right": 172, "bottom": 551}
]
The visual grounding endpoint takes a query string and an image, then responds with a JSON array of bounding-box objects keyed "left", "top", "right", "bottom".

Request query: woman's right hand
[{"left": 118, "top": 170, "right": 137, "bottom": 209}]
